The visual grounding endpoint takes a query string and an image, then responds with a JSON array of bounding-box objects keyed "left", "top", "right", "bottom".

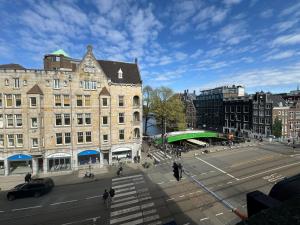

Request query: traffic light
[{"left": 173, "top": 162, "right": 179, "bottom": 181}]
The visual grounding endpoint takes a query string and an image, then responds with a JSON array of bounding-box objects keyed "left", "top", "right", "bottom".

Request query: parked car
[{"left": 7, "top": 178, "right": 54, "bottom": 201}]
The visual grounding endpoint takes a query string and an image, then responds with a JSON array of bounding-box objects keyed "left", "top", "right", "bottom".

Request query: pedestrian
[
  {"left": 103, "top": 189, "right": 109, "bottom": 207},
  {"left": 25, "top": 172, "right": 31, "bottom": 183},
  {"left": 178, "top": 163, "right": 183, "bottom": 178},
  {"left": 109, "top": 187, "right": 115, "bottom": 203}
]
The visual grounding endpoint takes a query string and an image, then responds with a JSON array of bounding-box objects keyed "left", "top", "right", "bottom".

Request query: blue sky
[{"left": 1, "top": 0, "right": 300, "bottom": 94}]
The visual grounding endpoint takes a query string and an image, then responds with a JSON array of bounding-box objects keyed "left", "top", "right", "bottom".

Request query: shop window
[
  {"left": 0, "top": 134, "right": 4, "bottom": 147},
  {"left": 30, "top": 97, "right": 37, "bottom": 107},
  {"left": 85, "top": 95, "right": 91, "bottom": 106},
  {"left": 119, "top": 129, "right": 124, "bottom": 140},
  {"left": 31, "top": 118, "right": 38, "bottom": 128},
  {"left": 119, "top": 113, "right": 125, "bottom": 123},
  {"left": 64, "top": 114, "right": 70, "bottom": 125},
  {"left": 65, "top": 133, "right": 71, "bottom": 144},
  {"left": 85, "top": 113, "right": 91, "bottom": 125},
  {"left": 103, "top": 134, "right": 108, "bottom": 142},
  {"left": 76, "top": 95, "right": 83, "bottom": 106},
  {"left": 56, "top": 133, "right": 63, "bottom": 145},
  {"left": 15, "top": 94, "right": 21, "bottom": 107},
  {"left": 77, "top": 114, "right": 83, "bottom": 125},
  {"left": 77, "top": 132, "right": 84, "bottom": 143},
  {"left": 16, "top": 134, "right": 23, "bottom": 147},
  {"left": 63, "top": 95, "right": 70, "bottom": 107},
  {"left": 56, "top": 114, "right": 62, "bottom": 126},
  {"left": 32, "top": 138, "right": 38, "bottom": 147},
  {"left": 85, "top": 131, "right": 92, "bottom": 143},
  {"left": 6, "top": 114, "right": 14, "bottom": 127},
  {"left": 119, "top": 96, "right": 124, "bottom": 107},
  {"left": 7, "top": 134, "right": 14, "bottom": 147},
  {"left": 15, "top": 114, "right": 22, "bottom": 127},
  {"left": 6, "top": 94, "right": 13, "bottom": 107},
  {"left": 102, "top": 98, "right": 108, "bottom": 107}
]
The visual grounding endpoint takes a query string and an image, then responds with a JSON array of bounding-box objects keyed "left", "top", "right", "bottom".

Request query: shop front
[
  {"left": 112, "top": 147, "right": 132, "bottom": 163},
  {"left": 0, "top": 158, "right": 4, "bottom": 175},
  {"left": 47, "top": 153, "right": 71, "bottom": 172},
  {"left": 7, "top": 154, "right": 32, "bottom": 175},
  {"left": 77, "top": 150, "right": 100, "bottom": 165}
]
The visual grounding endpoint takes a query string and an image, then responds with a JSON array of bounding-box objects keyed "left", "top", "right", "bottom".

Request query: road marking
[
  {"left": 227, "top": 181, "right": 233, "bottom": 184},
  {"left": 111, "top": 203, "right": 154, "bottom": 217},
  {"left": 12, "top": 205, "right": 42, "bottom": 211},
  {"left": 85, "top": 195, "right": 101, "bottom": 199},
  {"left": 216, "top": 212, "right": 223, "bottom": 216},
  {"left": 51, "top": 200, "right": 78, "bottom": 206},
  {"left": 196, "top": 157, "right": 239, "bottom": 180},
  {"left": 113, "top": 195, "right": 137, "bottom": 203},
  {"left": 200, "top": 217, "right": 209, "bottom": 221},
  {"left": 61, "top": 216, "right": 101, "bottom": 225},
  {"left": 112, "top": 174, "right": 143, "bottom": 182},
  {"left": 113, "top": 182, "right": 134, "bottom": 189},
  {"left": 157, "top": 181, "right": 165, "bottom": 185},
  {"left": 210, "top": 170, "right": 215, "bottom": 173},
  {"left": 166, "top": 198, "right": 175, "bottom": 201},
  {"left": 202, "top": 172, "right": 207, "bottom": 175},
  {"left": 169, "top": 179, "right": 175, "bottom": 182},
  {"left": 239, "top": 161, "right": 300, "bottom": 180},
  {"left": 0, "top": 210, "right": 5, "bottom": 213},
  {"left": 179, "top": 195, "right": 185, "bottom": 198},
  {"left": 115, "top": 190, "right": 137, "bottom": 198},
  {"left": 115, "top": 186, "right": 135, "bottom": 193}
]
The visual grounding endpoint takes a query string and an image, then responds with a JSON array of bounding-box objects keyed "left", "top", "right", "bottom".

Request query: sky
[{"left": 1, "top": 0, "right": 300, "bottom": 94}]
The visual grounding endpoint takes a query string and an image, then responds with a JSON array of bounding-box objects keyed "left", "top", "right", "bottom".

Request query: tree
[
  {"left": 143, "top": 85, "right": 153, "bottom": 135},
  {"left": 272, "top": 116, "right": 282, "bottom": 138}
]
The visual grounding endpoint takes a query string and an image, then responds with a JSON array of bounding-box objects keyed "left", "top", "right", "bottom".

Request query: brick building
[
  {"left": 287, "top": 102, "right": 300, "bottom": 139},
  {"left": 180, "top": 90, "right": 197, "bottom": 128},
  {"left": 0, "top": 45, "right": 142, "bottom": 176}
]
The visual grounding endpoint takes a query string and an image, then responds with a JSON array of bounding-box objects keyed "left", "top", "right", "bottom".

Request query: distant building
[
  {"left": 272, "top": 102, "right": 289, "bottom": 138},
  {"left": 276, "top": 86, "right": 300, "bottom": 106},
  {"left": 194, "top": 85, "right": 244, "bottom": 132},
  {"left": 287, "top": 102, "right": 300, "bottom": 139},
  {"left": 180, "top": 90, "right": 197, "bottom": 128}
]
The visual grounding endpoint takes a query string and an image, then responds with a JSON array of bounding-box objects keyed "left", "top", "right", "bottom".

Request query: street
[{"left": 0, "top": 142, "right": 299, "bottom": 225}]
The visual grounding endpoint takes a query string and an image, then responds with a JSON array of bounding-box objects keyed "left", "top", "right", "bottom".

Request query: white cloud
[
  {"left": 260, "top": 9, "right": 273, "bottom": 18},
  {"left": 273, "top": 20, "right": 299, "bottom": 33},
  {"left": 190, "top": 49, "right": 203, "bottom": 59},
  {"left": 193, "top": 6, "right": 228, "bottom": 25},
  {"left": 273, "top": 33, "right": 300, "bottom": 46},
  {"left": 223, "top": 0, "right": 242, "bottom": 6},
  {"left": 266, "top": 50, "right": 296, "bottom": 60},
  {"left": 174, "top": 52, "right": 188, "bottom": 61},
  {"left": 217, "top": 22, "right": 250, "bottom": 45},
  {"left": 280, "top": 2, "right": 300, "bottom": 17},
  {"left": 206, "top": 48, "right": 224, "bottom": 57}
]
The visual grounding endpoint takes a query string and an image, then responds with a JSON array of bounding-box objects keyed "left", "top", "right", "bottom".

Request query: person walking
[
  {"left": 25, "top": 172, "right": 31, "bottom": 183},
  {"left": 103, "top": 189, "right": 109, "bottom": 208},
  {"left": 109, "top": 187, "right": 115, "bottom": 203}
]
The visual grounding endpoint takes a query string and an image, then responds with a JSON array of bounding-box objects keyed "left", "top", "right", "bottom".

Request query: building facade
[
  {"left": 287, "top": 102, "right": 300, "bottom": 139},
  {"left": 180, "top": 90, "right": 197, "bottom": 128},
  {"left": 0, "top": 46, "right": 142, "bottom": 176},
  {"left": 272, "top": 103, "right": 289, "bottom": 138}
]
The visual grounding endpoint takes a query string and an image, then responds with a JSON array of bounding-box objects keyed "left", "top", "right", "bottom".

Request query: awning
[
  {"left": 47, "top": 153, "right": 71, "bottom": 158},
  {"left": 8, "top": 154, "right": 32, "bottom": 161},
  {"left": 78, "top": 150, "right": 99, "bottom": 156},
  {"left": 112, "top": 147, "right": 131, "bottom": 153},
  {"left": 187, "top": 139, "right": 208, "bottom": 146}
]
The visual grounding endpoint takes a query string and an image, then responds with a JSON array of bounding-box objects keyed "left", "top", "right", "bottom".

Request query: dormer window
[{"left": 118, "top": 68, "right": 123, "bottom": 79}]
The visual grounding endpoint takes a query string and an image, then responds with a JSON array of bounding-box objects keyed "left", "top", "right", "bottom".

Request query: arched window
[
  {"left": 133, "top": 96, "right": 140, "bottom": 107},
  {"left": 133, "top": 111, "right": 140, "bottom": 122},
  {"left": 134, "top": 128, "right": 140, "bottom": 138}
]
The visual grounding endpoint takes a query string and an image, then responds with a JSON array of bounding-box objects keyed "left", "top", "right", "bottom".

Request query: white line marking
[
  {"left": 200, "top": 217, "right": 209, "bottom": 221},
  {"left": 115, "top": 186, "right": 135, "bottom": 193},
  {"left": 113, "top": 195, "right": 137, "bottom": 203},
  {"left": 239, "top": 161, "right": 300, "bottom": 180},
  {"left": 50, "top": 200, "right": 78, "bottom": 206},
  {"left": 196, "top": 157, "right": 239, "bottom": 180},
  {"left": 112, "top": 174, "right": 143, "bottom": 182},
  {"left": 61, "top": 216, "right": 101, "bottom": 225},
  {"left": 110, "top": 212, "right": 142, "bottom": 224},
  {"left": 166, "top": 198, "right": 175, "bottom": 201},
  {"left": 113, "top": 182, "right": 134, "bottom": 189},
  {"left": 179, "top": 195, "right": 185, "bottom": 198},
  {"left": 202, "top": 172, "right": 207, "bottom": 175},
  {"left": 12, "top": 205, "right": 42, "bottom": 211},
  {"left": 170, "top": 179, "right": 175, "bottom": 182},
  {"left": 216, "top": 212, "right": 223, "bottom": 216},
  {"left": 157, "top": 181, "right": 165, "bottom": 185},
  {"left": 85, "top": 195, "right": 101, "bottom": 199},
  {"left": 111, "top": 199, "right": 139, "bottom": 209},
  {"left": 115, "top": 190, "right": 137, "bottom": 198},
  {"left": 227, "top": 181, "right": 233, "bottom": 184}
]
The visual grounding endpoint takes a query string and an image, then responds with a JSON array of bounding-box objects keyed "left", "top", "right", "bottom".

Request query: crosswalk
[
  {"left": 149, "top": 151, "right": 172, "bottom": 163},
  {"left": 110, "top": 174, "right": 161, "bottom": 225}
]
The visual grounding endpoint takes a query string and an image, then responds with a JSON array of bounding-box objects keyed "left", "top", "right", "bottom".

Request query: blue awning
[
  {"left": 8, "top": 154, "right": 32, "bottom": 161},
  {"left": 78, "top": 150, "right": 99, "bottom": 156}
]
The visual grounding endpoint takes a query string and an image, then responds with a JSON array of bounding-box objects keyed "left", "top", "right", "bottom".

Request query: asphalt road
[{"left": 0, "top": 142, "right": 299, "bottom": 225}]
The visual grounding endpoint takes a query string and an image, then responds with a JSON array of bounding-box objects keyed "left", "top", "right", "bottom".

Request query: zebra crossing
[
  {"left": 110, "top": 174, "right": 161, "bottom": 225},
  {"left": 150, "top": 151, "right": 172, "bottom": 163}
]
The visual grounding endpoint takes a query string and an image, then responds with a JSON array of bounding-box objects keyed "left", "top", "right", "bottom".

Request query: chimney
[{"left": 135, "top": 58, "right": 138, "bottom": 64}]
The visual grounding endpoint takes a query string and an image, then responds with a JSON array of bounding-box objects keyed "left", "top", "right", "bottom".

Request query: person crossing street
[
  {"left": 109, "top": 187, "right": 115, "bottom": 203},
  {"left": 103, "top": 189, "right": 109, "bottom": 208}
]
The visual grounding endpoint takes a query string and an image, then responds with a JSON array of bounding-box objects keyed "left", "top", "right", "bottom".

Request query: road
[{"left": 0, "top": 142, "right": 299, "bottom": 225}]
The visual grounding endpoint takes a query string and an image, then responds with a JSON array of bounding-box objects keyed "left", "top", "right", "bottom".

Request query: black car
[{"left": 7, "top": 178, "right": 54, "bottom": 201}]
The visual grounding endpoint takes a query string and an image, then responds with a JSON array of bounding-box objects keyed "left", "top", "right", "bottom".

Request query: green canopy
[{"left": 51, "top": 49, "right": 70, "bottom": 57}]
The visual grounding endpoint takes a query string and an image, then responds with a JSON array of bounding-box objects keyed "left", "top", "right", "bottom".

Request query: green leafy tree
[
  {"left": 272, "top": 116, "right": 282, "bottom": 138},
  {"left": 143, "top": 85, "right": 153, "bottom": 135}
]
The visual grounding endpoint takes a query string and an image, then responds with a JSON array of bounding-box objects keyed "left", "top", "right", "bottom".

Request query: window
[
  {"left": 15, "top": 94, "right": 21, "bottom": 107},
  {"left": 133, "top": 96, "right": 140, "bottom": 107},
  {"left": 64, "top": 114, "right": 70, "bottom": 125},
  {"left": 86, "top": 131, "right": 92, "bottom": 142},
  {"left": 119, "top": 129, "right": 124, "bottom": 140},
  {"left": 6, "top": 114, "right": 14, "bottom": 127},
  {"left": 23, "top": 80, "right": 27, "bottom": 86},
  {"left": 259, "top": 117, "right": 264, "bottom": 124},
  {"left": 77, "top": 132, "right": 84, "bottom": 143},
  {"left": 0, "top": 134, "right": 3, "bottom": 147},
  {"left": 85, "top": 95, "right": 91, "bottom": 106},
  {"left": 77, "top": 95, "right": 83, "bottom": 106},
  {"left": 244, "top": 115, "right": 249, "bottom": 122},
  {"left": 92, "top": 81, "right": 97, "bottom": 90},
  {"left": 134, "top": 128, "right": 140, "bottom": 138},
  {"left": 266, "top": 104, "right": 271, "bottom": 109},
  {"left": 119, "top": 113, "right": 125, "bottom": 123},
  {"left": 5, "top": 79, "right": 9, "bottom": 86},
  {"left": 53, "top": 79, "right": 60, "bottom": 89},
  {"left": 133, "top": 112, "right": 140, "bottom": 122},
  {"left": 7, "top": 134, "right": 14, "bottom": 147},
  {"left": 102, "top": 98, "right": 108, "bottom": 106},
  {"left": 55, "top": 95, "right": 61, "bottom": 107},
  {"left": 63, "top": 95, "right": 70, "bottom": 107},
  {"left": 84, "top": 81, "right": 91, "bottom": 90},
  {"left": 265, "top": 110, "right": 271, "bottom": 116},
  {"left": 0, "top": 114, "right": 3, "bottom": 128},
  {"left": 119, "top": 96, "right": 124, "bottom": 107},
  {"left": 14, "top": 78, "right": 20, "bottom": 88},
  {"left": 16, "top": 134, "right": 23, "bottom": 147},
  {"left": 102, "top": 116, "right": 108, "bottom": 125},
  {"left": 64, "top": 80, "right": 68, "bottom": 87},
  {"left": 236, "top": 106, "right": 241, "bottom": 113},
  {"left": 56, "top": 133, "right": 63, "bottom": 145},
  {"left": 77, "top": 114, "right": 83, "bottom": 125},
  {"left": 15, "top": 114, "right": 22, "bottom": 127},
  {"left": 32, "top": 138, "right": 38, "bottom": 147},
  {"left": 0, "top": 94, "right": 2, "bottom": 107},
  {"left": 30, "top": 97, "right": 37, "bottom": 107},
  {"left": 65, "top": 133, "right": 71, "bottom": 144},
  {"left": 230, "top": 106, "right": 234, "bottom": 113},
  {"left": 85, "top": 113, "right": 91, "bottom": 125},
  {"left": 56, "top": 114, "right": 62, "bottom": 126},
  {"left": 103, "top": 134, "right": 108, "bottom": 142},
  {"left": 6, "top": 94, "right": 13, "bottom": 107},
  {"left": 118, "top": 68, "right": 123, "bottom": 79},
  {"left": 31, "top": 118, "right": 38, "bottom": 128},
  {"left": 244, "top": 106, "right": 249, "bottom": 113},
  {"left": 225, "top": 106, "right": 229, "bottom": 113}
]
